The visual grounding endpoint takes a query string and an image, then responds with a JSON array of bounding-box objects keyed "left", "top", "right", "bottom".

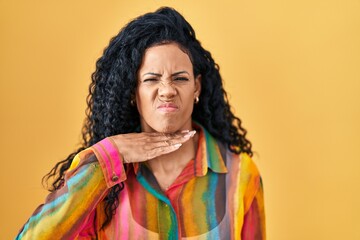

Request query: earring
[
  {"left": 194, "top": 96, "right": 199, "bottom": 104},
  {"left": 130, "top": 99, "right": 136, "bottom": 106}
]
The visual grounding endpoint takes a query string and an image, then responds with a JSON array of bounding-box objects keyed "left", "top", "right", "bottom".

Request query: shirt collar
[
  {"left": 131, "top": 122, "right": 228, "bottom": 176},
  {"left": 193, "top": 122, "right": 228, "bottom": 176}
]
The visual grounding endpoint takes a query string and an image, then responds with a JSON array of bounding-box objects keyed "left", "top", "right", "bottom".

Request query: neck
[{"left": 148, "top": 133, "right": 198, "bottom": 179}]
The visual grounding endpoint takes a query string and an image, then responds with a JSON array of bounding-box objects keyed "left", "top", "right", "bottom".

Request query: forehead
[{"left": 139, "top": 43, "right": 193, "bottom": 73}]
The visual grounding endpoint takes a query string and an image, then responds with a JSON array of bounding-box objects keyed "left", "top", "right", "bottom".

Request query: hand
[{"left": 109, "top": 130, "right": 196, "bottom": 163}]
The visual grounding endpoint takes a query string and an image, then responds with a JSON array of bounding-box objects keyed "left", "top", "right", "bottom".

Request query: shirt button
[{"left": 111, "top": 175, "right": 119, "bottom": 182}]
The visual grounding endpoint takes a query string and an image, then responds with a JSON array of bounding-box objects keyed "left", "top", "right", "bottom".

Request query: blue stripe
[{"left": 17, "top": 165, "right": 91, "bottom": 238}]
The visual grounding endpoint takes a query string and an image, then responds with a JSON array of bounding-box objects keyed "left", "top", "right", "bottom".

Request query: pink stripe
[
  {"left": 118, "top": 189, "right": 130, "bottom": 238},
  {"left": 227, "top": 152, "right": 242, "bottom": 240},
  {"left": 92, "top": 138, "right": 126, "bottom": 188},
  {"left": 101, "top": 138, "right": 122, "bottom": 174},
  {"left": 92, "top": 143, "right": 112, "bottom": 184}
]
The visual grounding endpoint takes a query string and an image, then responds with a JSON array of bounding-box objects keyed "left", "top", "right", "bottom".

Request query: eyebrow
[{"left": 142, "top": 71, "right": 190, "bottom": 77}]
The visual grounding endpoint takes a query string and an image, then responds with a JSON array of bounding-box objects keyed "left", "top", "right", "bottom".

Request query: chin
[
  {"left": 141, "top": 117, "right": 192, "bottom": 133},
  {"left": 149, "top": 121, "right": 187, "bottom": 133},
  {"left": 156, "top": 123, "right": 179, "bottom": 133}
]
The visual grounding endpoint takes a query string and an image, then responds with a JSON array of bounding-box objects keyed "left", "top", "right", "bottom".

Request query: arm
[
  {"left": 241, "top": 178, "right": 266, "bottom": 240},
  {"left": 16, "top": 131, "right": 193, "bottom": 239},
  {"left": 16, "top": 138, "right": 126, "bottom": 239}
]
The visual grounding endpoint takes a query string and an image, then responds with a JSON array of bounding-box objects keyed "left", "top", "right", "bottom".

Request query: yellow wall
[{"left": 1, "top": 0, "right": 359, "bottom": 239}]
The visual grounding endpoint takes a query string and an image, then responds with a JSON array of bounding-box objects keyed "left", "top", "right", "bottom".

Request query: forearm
[
  {"left": 16, "top": 156, "right": 108, "bottom": 239},
  {"left": 16, "top": 138, "right": 126, "bottom": 239}
]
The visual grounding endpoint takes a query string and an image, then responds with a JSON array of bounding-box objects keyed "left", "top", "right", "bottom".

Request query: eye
[
  {"left": 174, "top": 77, "right": 189, "bottom": 81},
  {"left": 143, "top": 78, "right": 158, "bottom": 82}
]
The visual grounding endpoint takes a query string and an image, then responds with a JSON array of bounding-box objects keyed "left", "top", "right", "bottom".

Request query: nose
[{"left": 158, "top": 80, "right": 177, "bottom": 99}]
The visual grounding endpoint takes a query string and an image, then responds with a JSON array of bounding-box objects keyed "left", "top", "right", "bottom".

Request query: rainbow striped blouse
[{"left": 16, "top": 124, "right": 265, "bottom": 239}]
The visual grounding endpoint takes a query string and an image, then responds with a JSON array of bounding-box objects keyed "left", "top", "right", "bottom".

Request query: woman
[{"left": 17, "top": 7, "right": 265, "bottom": 240}]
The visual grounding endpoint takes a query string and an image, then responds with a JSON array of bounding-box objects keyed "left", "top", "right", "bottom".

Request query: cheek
[
  {"left": 136, "top": 87, "right": 154, "bottom": 115},
  {"left": 180, "top": 89, "right": 196, "bottom": 112},
  {"left": 135, "top": 89, "right": 144, "bottom": 115},
  {"left": 181, "top": 86, "right": 196, "bottom": 102}
]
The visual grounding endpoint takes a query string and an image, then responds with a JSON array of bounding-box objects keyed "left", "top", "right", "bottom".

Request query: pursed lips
[{"left": 157, "top": 102, "right": 179, "bottom": 112}]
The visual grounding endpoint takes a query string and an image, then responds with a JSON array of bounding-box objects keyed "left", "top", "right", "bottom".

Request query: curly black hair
[{"left": 43, "top": 6, "right": 252, "bottom": 229}]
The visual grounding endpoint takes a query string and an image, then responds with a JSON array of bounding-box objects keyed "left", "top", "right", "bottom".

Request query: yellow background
[{"left": 1, "top": 0, "right": 359, "bottom": 239}]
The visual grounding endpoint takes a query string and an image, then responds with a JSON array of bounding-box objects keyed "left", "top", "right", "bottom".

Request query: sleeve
[
  {"left": 241, "top": 177, "right": 266, "bottom": 240},
  {"left": 16, "top": 138, "right": 126, "bottom": 240}
]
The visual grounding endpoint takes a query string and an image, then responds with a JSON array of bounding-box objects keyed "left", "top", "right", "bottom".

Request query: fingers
[
  {"left": 110, "top": 130, "right": 196, "bottom": 163},
  {"left": 145, "top": 143, "right": 183, "bottom": 160},
  {"left": 145, "top": 130, "right": 196, "bottom": 148},
  {"left": 144, "top": 130, "right": 196, "bottom": 160},
  {"left": 142, "top": 130, "right": 195, "bottom": 142},
  {"left": 117, "top": 130, "right": 194, "bottom": 146}
]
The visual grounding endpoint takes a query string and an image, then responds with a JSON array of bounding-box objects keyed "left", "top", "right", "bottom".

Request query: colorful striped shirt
[{"left": 16, "top": 124, "right": 265, "bottom": 239}]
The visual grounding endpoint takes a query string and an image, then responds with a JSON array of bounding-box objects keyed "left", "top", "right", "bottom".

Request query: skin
[
  {"left": 111, "top": 43, "right": 201, "bottom": 190},
  {"left": 136, "top": 43, "right": 201, "bottom": 133}
]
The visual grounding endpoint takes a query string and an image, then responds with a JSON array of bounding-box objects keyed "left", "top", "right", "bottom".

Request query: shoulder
[
  {"left": 225, "top": 149, "right": 261, "bottom": 179},
  {"left": 239, "top": 153, "right": 261, "bottom": 180}
]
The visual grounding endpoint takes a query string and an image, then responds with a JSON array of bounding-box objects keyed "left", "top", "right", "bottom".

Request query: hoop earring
[{"left": 194, "top": 96, "right": 199, "bottom": 104}]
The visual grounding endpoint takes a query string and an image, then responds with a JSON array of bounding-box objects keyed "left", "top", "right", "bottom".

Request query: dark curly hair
[{"left": 43, "top": 6, "right": 252, "bottom": 229}]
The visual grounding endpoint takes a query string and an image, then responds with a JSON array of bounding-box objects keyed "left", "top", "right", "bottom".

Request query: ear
[{"left": 194, "top": 74, "right": 202, "bottom": 98}]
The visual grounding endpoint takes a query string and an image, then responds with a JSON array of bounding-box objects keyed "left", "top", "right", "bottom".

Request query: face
[{"left": 136, "top": 43, "right": 201, "bottom": 133}]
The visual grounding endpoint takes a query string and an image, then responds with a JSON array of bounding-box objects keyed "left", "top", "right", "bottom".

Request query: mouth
[{"left": 157, "top": 103, "right": 179, "bottom": 113}]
